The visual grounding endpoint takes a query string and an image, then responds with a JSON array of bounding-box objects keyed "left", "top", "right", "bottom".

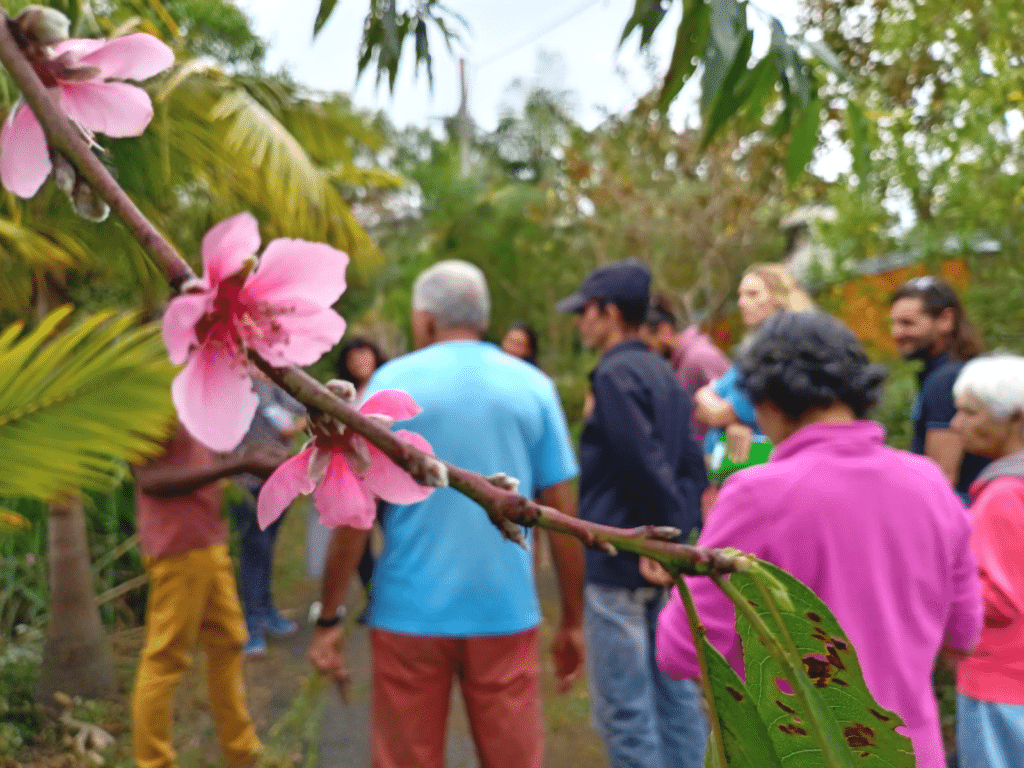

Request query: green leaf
[
  {"left": 847, "top": 101, "right": 872, "bottom": 188},
  {"left": 701, "top": 637, "right": 783, "bottom": 767},
  {"left": 314, "top": 0, "right": 340, "bottom": 38},
  {"left": 804, "top": 37, "right": 846, "bottom": 79},
  {"left": 733, "top": 562, "right": 915, "bottom": 767},
  {"left": 700, "top": 0, "right": 747, "bottom": 113},
  {"left": 620, "top": 0, "right": 670, "bottom": 48},
  {"left": 769, "top": 20, "right": 810, "bottom": 110},
  {"left": 658, "top": 0, "right": 711, "bottom": 111},
  {"left": 0, "top": 308, "right": 176, "bottom": 502},
  {"left": 700, "top": 27, "right": 753, "bottom": 149},
  {"left": 786, "top": 97, "right": 822, "bottom": 182}
]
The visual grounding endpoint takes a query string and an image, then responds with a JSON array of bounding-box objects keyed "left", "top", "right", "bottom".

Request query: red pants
[{"left": 370, "top": 627, "right": 543, "bottom": 768}]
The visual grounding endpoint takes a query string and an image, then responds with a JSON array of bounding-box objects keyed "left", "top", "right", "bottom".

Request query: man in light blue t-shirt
[{"left": 309, "top": 260, "right": 585, "bottom": 768}]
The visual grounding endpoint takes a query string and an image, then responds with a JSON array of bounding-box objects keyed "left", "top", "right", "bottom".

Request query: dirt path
[{"left": 238, "top": 538, "right": 606, "bottom": 768}]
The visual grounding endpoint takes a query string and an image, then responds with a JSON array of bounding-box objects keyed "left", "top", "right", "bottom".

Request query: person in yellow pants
[{"left": 132, "top": 421, "right": 286, "bottom": 768}]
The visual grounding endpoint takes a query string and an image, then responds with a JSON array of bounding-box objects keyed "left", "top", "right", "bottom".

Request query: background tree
[{"left": 803, "top": 0, "right": 1024, "bottom": 351}]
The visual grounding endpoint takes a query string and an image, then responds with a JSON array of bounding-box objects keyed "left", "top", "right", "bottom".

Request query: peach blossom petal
[
  {"left": 162, "top": 291, "right": 211, "bottom": 364},
  {"left": 258, "top": 448, "right": 316, "bottom": 530},
  {"left": 60, "top": 80, "right": 153, "bottom": 137},
  {"left": 53, "top": 39, "right": 107, "bottom": 59},
  {"left": 75, "top": 34, "right": 175, "bottom": 81},
  {"left": 171, "top": 342, "right": 257, "bottom": 452},
  {"left": 360, "top": 390, "right": 422, "bottom": 422},
  {"left": 314, "top": 453, "right": 376, "bottom": 529},
  {"left": 245, "top": 238, "right": 349, "bottom": 307},
  {"left": 201, "top": 212, "right": 260, "bottom": 286},
  {"left": 247, "top": 298, "right": 346, "bottom": 367},
  {"left": 0, "top": 104, "right": 52, "bottom": 197},
  {"left": 361, "top": 430, "right": 437, "bottom": 505}
]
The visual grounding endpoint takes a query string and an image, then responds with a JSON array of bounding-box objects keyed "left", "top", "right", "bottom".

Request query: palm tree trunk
[{"left": 36, "top": 493, "right": 116, "bottom": 703}]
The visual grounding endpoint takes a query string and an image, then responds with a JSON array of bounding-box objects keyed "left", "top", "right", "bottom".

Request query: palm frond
[{"left": 0, "top": 307, "right": 177, "bottom": 502}]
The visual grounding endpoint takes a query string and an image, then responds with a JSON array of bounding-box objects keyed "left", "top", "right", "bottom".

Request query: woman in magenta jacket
[
  {"left": 951, "top": 354, "right": 1024, "bottom": 768},
  {"left": 655, "top": 311, "right": 983, "bottom": 768}
]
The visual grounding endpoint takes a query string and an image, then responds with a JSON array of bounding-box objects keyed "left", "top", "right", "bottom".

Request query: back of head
[
  {"left": 739, "top": 311, "right": 887, "bottom": 420},
  {"left": 744, "top": 263, "right": 815, "bottom": 312},
  {"left": 646, "top": 293, "right": 678, "bottom": 330},
  {"left": 953, "top": 353, "right": 1024, "bottom": 422},
  {"left": 890, "top": 276, "right": 983, "bottom": 360},
  {"left": 412, "top": 260, "right": 491, "bottom": 332}
]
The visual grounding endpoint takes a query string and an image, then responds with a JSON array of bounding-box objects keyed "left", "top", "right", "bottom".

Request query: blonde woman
[{"left": 694, "top": 264, "right": 814, "bottom": 503}]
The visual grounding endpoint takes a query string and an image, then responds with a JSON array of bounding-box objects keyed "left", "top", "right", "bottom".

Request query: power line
[{"left": 476, "top": 0, "right": 607, "bottom": 69}]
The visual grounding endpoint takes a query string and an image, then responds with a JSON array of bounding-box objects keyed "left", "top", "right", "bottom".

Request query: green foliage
[
  {"left": 700, "top": 635, "right": 782, "bottom": 767},
  {"left": 0, "top": 505, "right": 47, "bottom": 637},
  {"left": 313, "top": 0, "right": 466, "bottom": 91},
  {"left": 0, "top": 626, "right": 45, "bottom": 753},
  {"left": 619, "top": 0, "right": 840, "bottom": 179},
  {"left": 0, "top": 307, "right": 176, "bottom": 502},
  {"left": 729, "top": 561, "right": 913, "bottom": 765}
]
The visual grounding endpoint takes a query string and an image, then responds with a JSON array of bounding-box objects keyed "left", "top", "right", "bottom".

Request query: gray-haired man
[{"left": 310, "top": 260, "right": 586, "bottom": 768}]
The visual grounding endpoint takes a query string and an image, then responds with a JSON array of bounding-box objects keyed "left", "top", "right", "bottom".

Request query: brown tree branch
[
  {"left": 0, "top": 9, "right": 195, "bottom": 291},
  {"left": 0, "top": 7, "right": 751, "bottom": 578}
]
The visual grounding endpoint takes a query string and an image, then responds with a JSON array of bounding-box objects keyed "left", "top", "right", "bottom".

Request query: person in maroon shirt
[
  {"left": 639, "top": 294, "right": 730, "bottom": 447},
  {"left": 131, "top": 422, "right": 285, "bottom": 768}
]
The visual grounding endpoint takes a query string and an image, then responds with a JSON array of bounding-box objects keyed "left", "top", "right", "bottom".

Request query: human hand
[
  {"left": 240, "top": 442, "right": 291, "bottom": 478},
  {"left": 551, "top": 621, "right": 585, "bottom": 693},
  {"left": 724, "top": 423, "right": 753, "bottom": 464},
  {"left": 309, "top": 625, "right": 351, "bottom": 699},
  {"left": 639, "top": 556, "right": 674, "bottom": 587}
]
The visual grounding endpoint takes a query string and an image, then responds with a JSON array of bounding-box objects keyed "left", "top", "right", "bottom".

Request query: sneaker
[
  {"left": 244, "top": 629, "right": 266, "bottom": 657},
  {"left": 262, "top": 612, "right": 299, "bottom": 637}
]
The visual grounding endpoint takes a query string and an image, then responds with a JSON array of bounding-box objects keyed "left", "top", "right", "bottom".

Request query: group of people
[{"left": 128, "top": 257, "right": 1022, "bottom": 768}]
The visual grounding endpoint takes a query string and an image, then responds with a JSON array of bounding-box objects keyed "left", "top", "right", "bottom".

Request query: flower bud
[
  {"left": 70, "top": 176, "right": 110, "bottom": 222},
  {"left": 51, "top": 152, "right": 75, "bottom": 195},
  {"left": 12, "top": 5, "right": 70, "bottom": 48}
]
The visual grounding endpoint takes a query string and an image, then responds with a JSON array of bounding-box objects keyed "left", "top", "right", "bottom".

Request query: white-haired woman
[{"left": 951, "top": 353, "right": 1024, "bottom": 768}]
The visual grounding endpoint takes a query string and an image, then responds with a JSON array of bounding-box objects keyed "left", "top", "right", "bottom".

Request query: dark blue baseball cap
[{"left": 557, "top": 260, "right": 652, "bottom": 313}]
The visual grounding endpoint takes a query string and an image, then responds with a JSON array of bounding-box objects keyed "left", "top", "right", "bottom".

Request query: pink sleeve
[
  {"left": 656, "top": 481, "right": 756, "bottom": 679},
  {"left": 972, "top": 482, "right": 1024, "bottom": 632},
  {"left": 940, "top": 493, "right": 984, "bottom": 651}
]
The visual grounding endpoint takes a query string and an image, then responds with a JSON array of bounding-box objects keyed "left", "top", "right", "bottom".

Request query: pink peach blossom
[
  {"left": 257, "top": 389, "right": 436, "bottom": 530},
  {"left": 0, "top": 33, "right": 174, "bottom": 197},
  {"left": 162, "top": 212, "right": 349, "bottom": 451}
]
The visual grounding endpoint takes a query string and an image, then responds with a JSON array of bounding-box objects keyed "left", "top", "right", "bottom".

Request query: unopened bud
[
  {"left": 13, "top": 6, "right": 70, "bottom": 48},
  {"left": 51, "top": 152, "right": 75, "bottom": 195},
  {"left": 486, "top": 472, "right": 520, "bottom": 494},
  {"left": 422, "top": 456, "right": 448, "bottom": 488},
  {"left": 70, "top": 176, "right": 109, "bottom": 222},
  {"left": 325, "top": 379, "right": 357, "bottom": 403}
]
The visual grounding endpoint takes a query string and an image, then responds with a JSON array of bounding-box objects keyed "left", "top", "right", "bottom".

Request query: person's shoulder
[{"left": 922, "top": 358, "right": 964, "bottom": 393}]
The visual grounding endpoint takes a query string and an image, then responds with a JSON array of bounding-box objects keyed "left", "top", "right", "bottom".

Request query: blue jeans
[
  {"left": 957, "top": 693, "right": 1024, "bottom": 768},
  {"left": 584, "top": 583, "right": 708, "bottom": 768},
  {"left": 229, "top": 487, "right": 284, "bottom": 624}
]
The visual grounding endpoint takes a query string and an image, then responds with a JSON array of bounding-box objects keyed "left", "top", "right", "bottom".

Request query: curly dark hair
[{"left": 738, "top": 311, "right": 887, "bottom": 420}]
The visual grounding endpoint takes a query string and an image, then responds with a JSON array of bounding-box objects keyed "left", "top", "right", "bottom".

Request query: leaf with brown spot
[
  {"left": 730, "top": 561, "right": 915, "bottom": 767},
  {"left": 697, "top": 635, "right": 783, "bottom": 767}
]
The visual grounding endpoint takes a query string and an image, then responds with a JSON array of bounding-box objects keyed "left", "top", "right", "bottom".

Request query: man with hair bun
[{"left": 890, "top": 276, "right": 989, "bottom": 500}]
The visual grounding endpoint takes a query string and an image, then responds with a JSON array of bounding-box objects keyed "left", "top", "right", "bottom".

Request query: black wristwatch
[{"left": 315, "top": 605, "right": 347, "bottom": 628}]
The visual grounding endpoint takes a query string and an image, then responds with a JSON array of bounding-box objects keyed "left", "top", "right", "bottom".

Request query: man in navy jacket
[{"left": 558, "top": 260, "right": 708, "bottom": 768}]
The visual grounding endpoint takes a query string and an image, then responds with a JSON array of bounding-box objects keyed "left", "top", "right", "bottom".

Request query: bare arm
[
  {"left": 309, "top": 525, "right": 372, "bottom": 682},
  {"left": 694, "top": 385, "right": 738, "bottom": 428},
  {"left": 133, "top": 442, "right": 288, "bottom": 497},
  {"left": 538, "top": 480, "right": 585, "bottom": 692},
  {"left": 924, "top": 428, "right": 965, "bottom": 486}
]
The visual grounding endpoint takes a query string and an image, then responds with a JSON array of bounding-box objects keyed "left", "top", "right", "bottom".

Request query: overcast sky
[{"left": 233, "top": 0, "right": 801, "bottom": 133}]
